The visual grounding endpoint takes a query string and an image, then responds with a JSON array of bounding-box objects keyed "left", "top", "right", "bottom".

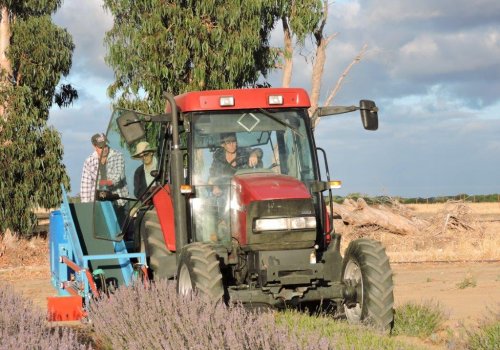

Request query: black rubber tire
[
  {"left": 176, "top": 242, "right": 224, "bottom": 302},
  {"left": 342, "top": 238, "right": 394, "bottom": 332}
]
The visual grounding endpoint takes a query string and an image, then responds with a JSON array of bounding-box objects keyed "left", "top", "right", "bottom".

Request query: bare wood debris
[
  {"left": 331, "top": 198, "right": 481, "bottom": 237},
  {"left": 425, "top": 201, "right": 482, "bottom": 235}
]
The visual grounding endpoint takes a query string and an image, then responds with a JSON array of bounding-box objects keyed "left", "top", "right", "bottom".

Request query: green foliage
[
  {"left": 0, "top": 2, "right": 74, "bottom": 235},
  {"left": 104, "top": 0, "right": 280, "bottom": 113},
  {"left": 9, "top": 15, "right": 74, "bottom": 113},
  {"left": 0, "top": 0, "right": 62, "bottom": 18},
  {"left": 467, "top": 319, "right": 500, "bottom": 350},
  {"left": 456, "top": 273, "right": 477, "bottom": 289},
  {"left": 103, "top": 0, "right": 328, "bottom": 114},
  {"left": 277, "top": 310, "right": 421, "bottom": 349},
  {"left": 276, "top": 0, "right": 323, "bottom": 43},
  {"left": 392, "top": 301, "right": 446, "bottom": 338}
]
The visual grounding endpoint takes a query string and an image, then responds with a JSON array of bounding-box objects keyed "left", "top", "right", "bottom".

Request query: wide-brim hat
[{"left": 132, "top": 141, "right": 156, "bottom": 159}]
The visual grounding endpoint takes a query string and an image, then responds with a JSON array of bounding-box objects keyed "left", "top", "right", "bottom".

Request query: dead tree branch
[{"left": 324, "top": 43, "right": 368, "bottom": 107}]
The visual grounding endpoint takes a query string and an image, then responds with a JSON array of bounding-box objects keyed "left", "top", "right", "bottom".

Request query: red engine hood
[{"left": 232, "top": 173, "right": 311, "bottom": 205}]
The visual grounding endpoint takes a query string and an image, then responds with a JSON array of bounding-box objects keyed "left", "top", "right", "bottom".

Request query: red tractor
[{"left": 91, "top": 87, "right": 393, "bottom": 330}]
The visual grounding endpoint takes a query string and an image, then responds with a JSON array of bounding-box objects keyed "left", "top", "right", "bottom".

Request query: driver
[{"left": 209, "top": 132, "right": 262, "bottom": 193}]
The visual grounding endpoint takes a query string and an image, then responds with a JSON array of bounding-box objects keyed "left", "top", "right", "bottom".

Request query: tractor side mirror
[
  {"left": 117, "top": 110, "right": 146, "bottom": 145},
  {"left": 359, "top": 100, "right": 378, "bottom": 131}
]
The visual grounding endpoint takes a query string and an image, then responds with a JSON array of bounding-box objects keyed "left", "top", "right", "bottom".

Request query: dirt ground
[{"left": 1, "top": 202, "right": 499, "bottom": 328}]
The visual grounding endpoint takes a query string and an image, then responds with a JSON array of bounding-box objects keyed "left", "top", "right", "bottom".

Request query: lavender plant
[
  {"left": 0, "top": 284, "right": 91, "bottom": 349},
  {"left": 88, "top": 280, "right": 334, "bottom": 350}
]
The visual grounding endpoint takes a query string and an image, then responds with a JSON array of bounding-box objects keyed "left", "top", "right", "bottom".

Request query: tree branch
[
  {"left": 324, "top": 43, "right": 368, "bottom": 107},
  {"left": 281, "top": 16, "right": 293, "bottom": 88}
]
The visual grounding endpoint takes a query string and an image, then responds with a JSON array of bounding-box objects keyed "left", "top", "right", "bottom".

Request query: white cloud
[
  {"left": 400, "top": 35, "right": 438, "bottom": 57},
  {"left": 53, "top": 1, "right": 113, "bottom": 76}
]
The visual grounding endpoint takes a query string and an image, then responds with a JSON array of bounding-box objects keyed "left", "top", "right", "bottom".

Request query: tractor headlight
[{"left": 254, "top": 216, "right": 316, "bottom": 232}]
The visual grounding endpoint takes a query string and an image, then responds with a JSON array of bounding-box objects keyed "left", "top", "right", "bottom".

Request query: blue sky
[{"left": 50, "top": 0, "right": 500, "bottom": 198}]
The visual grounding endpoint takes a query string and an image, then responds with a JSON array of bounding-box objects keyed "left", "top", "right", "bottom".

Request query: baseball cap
[{"left": 91, "top": 133, "right": 107, "bottom": 148}]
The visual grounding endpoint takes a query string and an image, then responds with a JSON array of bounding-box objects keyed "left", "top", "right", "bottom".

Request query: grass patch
[
  {"left": 276, "top": 310, "right": 422, "bottom": 350},
  {"left": 466, "top": 309, "right": 500, "bottom": 350},
  {"left": 456, "top": 273, "right": 477, "bottom": 289},
  {"left": 467, "top": 321, "right": 500, "bottom": 350},
  {"left": 393, "top": 301, "right": 446, "bottom": 338}
]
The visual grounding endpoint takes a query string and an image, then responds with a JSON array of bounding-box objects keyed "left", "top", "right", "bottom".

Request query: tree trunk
[
  {"left": 281, "top": 17, "right": 293, "bottom": 88},
  {"left": 0, "top": 6, "right": 11, "bottom": 120},
  {"left": 308, "top": 2, "right": 335, "bottom": 120},
  {"left": 308, "top": 34, "right": 326, "bottom": 118},
  {"left": 0, "top": 7, "right": 11, "bottom": 81},
  {"left": 332, "top": 198, "right": 422, "bottom": 236},
  {"left": 324, "top": 44, "right": 367, "bottom": 107}
]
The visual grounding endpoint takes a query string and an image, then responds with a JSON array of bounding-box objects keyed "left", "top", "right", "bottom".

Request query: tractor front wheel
[
  {"left": 176, "top": 243, "right": 224, "bottom": 302},
  {"left": 342, "top": 238, "right": 394, "bottom": 332}
]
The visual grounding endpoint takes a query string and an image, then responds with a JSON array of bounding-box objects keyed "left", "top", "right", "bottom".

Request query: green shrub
[
  {"left": 392, "top": 301, "right": 446, "bottom": 338},
  {"left": 466, "top": 309, "right": 500, "bottom": 350},
  {"left": 277, "top": 310, "right": 421, "bottom": 349},
  {"left": 467, "top": 321, "right": 500, "bottom": 350}
]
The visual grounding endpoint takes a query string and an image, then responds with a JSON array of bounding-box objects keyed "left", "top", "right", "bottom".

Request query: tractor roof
[{"left": 173, "top": 88, "right": 311, "bottom": 113}]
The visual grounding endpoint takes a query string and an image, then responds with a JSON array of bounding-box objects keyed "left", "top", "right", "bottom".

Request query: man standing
[{"left": 80, "top": 133, "right": 128, "bottom": 204}]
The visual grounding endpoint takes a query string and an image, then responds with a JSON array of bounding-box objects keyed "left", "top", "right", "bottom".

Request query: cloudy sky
[{"left": 50, "top": 0, "right": 500, "bottom": 198}]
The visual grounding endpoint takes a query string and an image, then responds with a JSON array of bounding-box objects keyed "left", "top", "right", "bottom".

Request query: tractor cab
[
  {"left": 93, "top": 88, "right": 379, "bottom": 256},
  {"left": 93, "top": 98, "right": 320, "bottom": 251}
]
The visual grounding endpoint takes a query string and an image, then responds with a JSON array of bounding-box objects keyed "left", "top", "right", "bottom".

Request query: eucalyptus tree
[
  {"left": 0, "top": 1, "right": 76, "bottom": 236},
  {"left": 104, "top": 1, "right": 363, "bottom": 121},
  {"left": 103, "top": 0, "right": 279, "bottom": 113}
]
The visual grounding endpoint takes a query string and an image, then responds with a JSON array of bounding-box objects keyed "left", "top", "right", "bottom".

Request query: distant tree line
[{"left": 328, "top": 193, "right": 500, "bottom": 205}]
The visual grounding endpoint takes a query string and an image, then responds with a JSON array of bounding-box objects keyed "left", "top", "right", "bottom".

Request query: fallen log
[{"left": 331, "top": 198, "right": 424, "bottom": 236}]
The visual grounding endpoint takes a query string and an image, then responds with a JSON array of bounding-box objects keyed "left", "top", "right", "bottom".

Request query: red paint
[
  {"left": 60, "top": 256, "right": 99, "bottom": 298},
  {"left": 323, "top": 203, "right": 331, "bottom": 234},
  {"left": 231, "top": 173, "right": 312, "bottom": 245},
  {"left": 233, "top": 173, "right": 311, "bottom": 204},
  {"left": 47, "top": 296, "right": 84, "bottom": 321},
  {"left": 173, "top": 88, "right": 311, "bottom": 112},
  {"left": 152, "top": 186, "right": 176, "bottom": 251}
]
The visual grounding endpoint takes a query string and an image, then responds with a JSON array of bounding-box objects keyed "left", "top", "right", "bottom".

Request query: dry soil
[{"left": 1, "top": 202, "right": 499, "bottom": 335}]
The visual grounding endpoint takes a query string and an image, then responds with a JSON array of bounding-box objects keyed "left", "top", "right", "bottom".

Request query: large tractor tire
[
  {"left": 176, "top": 242, "right": 224, "bottom": 302},
  {"left": 342, "top": 238, "right": 394, "bottom": 332},
  {"left": 140, "top": 209, "right": 177, "bottom": 279}
]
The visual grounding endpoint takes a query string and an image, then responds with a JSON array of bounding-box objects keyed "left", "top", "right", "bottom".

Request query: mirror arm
[
  {"left": 317, "top": 105, "right": 378, "bottom": 117},
  {"left": 317, "top": 105, "right": 358, "bottom": 117}
]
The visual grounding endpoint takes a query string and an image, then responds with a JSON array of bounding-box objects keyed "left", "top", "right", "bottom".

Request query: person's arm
[
  {"left": 80, "top": 157, "right": 96, "bottom": 202},
  {"left": 105, "top": 150, "right": 126, "bottom": 188},
  {"left": 247, "top": 148, "right": 263, "bottom": 167}
]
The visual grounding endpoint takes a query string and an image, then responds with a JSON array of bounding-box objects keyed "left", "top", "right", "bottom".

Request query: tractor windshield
[{"left": 190, "top": 109, "right": 316, "bottom": 243}]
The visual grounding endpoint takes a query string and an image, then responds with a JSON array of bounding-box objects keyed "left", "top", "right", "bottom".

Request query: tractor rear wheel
[
  {"left": 176, "top": 242, "right": 224, "bottom": 302},
  {"left": 342, "top": 238, "right": 394, "bottom": 332}
]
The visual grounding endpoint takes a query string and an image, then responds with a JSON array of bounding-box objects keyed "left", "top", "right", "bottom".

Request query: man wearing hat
[
  {"left": 80, "top": 133, "right": 128, "bottom": 204},
  {"left": 132, "top": 141, "right": 157, "bottom": 198},
  {"left": 209, "top": 132, "right": 262, "bottom": 196}
]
